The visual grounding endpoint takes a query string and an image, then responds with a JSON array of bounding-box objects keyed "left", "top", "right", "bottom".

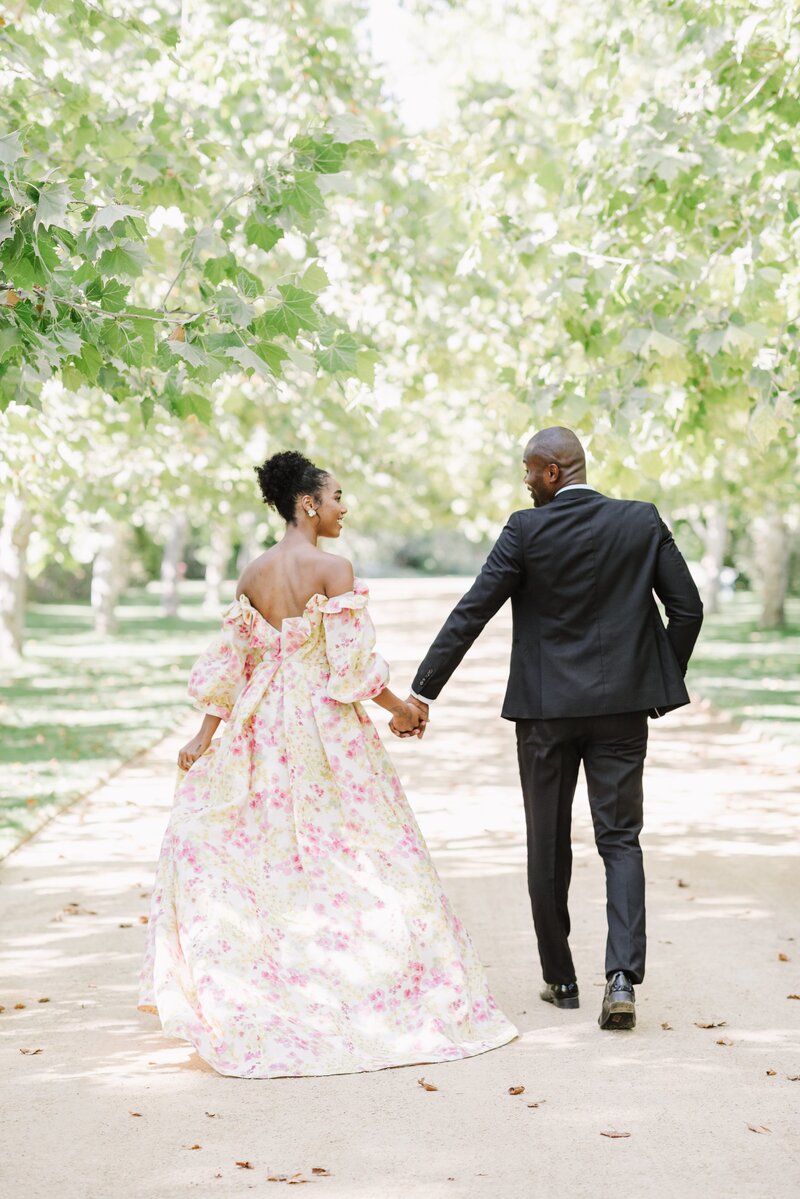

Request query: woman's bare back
[{"left": 236, "top": 544, "right": 353, "bottom": 631}]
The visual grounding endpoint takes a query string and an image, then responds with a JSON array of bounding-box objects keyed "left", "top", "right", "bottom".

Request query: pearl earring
[{"left": 307, "top": 508, "right": 317, "bottom": 518}]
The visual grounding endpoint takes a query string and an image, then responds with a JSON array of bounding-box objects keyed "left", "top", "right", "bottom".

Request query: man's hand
[
  {"left": 388, "top": 700, "right": 423, "bottom": 739},
  {"left": 406, "top": 695, "right": 430, "bottom": 740}
]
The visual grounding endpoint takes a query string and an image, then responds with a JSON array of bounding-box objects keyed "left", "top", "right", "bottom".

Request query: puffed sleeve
[
  {"left": 186, "top": 599, "right": 257, "bottom": 720},
  {"left": 322, "top": 582, "right": 390, "bottom": 703}
]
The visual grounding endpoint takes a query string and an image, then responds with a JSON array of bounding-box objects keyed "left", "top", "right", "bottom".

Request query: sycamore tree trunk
[
  {"left": 699, "top": 502, "right": 729, "bottom": 617},
  {"left": 203, "top": 524, "right": 233, "bottom": 612},
  {"left": 236, "top": 510, "right": 260, "bottom": 573},
  {"left": 751, "top": 507, "right": 790, "bottom": 629},
  {"left": 91, "top": 516, "right": 129, "bottom": 635},
  {"left": 0, "top": 493, "right": 32, "bottom": 663},
  {"left": 160, "top": 512, "right": 188, "bottom": 618}
]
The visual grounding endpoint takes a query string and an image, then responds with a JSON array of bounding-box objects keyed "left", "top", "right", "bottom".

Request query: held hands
[
  {"left": 388, "top": 696, "right": 430, "bottom": 741},
  {"left": 177, "top": 730, "right": 213, "bottom": 772}
]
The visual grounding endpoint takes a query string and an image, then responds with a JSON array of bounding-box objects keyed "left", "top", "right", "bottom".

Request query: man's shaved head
[
  {"left": 524, "top": 427, "right": 586, "bottom": 472},
  {"left": 523, "top": 426, "right": 587, "bottom": 507}
]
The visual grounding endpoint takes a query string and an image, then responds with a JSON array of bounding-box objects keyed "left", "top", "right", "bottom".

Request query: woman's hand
[
  {"left": 177, "top": 730, "right": 213, "bottom": 771},
  {"left": 388, "top": 701, "right": 423, "bottom": 738}
]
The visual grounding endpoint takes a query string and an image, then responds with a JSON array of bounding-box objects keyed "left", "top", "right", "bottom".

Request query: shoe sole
[
  {"left": 541, "top": 993, "right": 580, "bottom": 1010},
  {"left": 599, "top": 1000, "right": 636, "bottom": 1030}
]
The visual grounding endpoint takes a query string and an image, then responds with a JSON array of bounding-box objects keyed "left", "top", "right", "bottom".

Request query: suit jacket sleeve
[
  {"left": 412, "top": 512, "right": 525, "bottom": 701},
  {"left": 651, "top": 505, "right": 704, "bottom": 674}
]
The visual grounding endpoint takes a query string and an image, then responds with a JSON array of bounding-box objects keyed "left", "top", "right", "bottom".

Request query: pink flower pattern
[{"left": 138, "top": 580, "right": 517, "bottom": 1078}]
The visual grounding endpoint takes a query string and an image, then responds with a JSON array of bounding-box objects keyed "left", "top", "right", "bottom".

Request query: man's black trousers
[{"left": 515, "top": 710, "right": 649, "bottom": 986}]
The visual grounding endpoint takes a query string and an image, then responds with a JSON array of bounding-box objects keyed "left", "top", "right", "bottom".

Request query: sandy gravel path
[{"left": 2, "top": 578, "right": 799, "bottom": 1198}]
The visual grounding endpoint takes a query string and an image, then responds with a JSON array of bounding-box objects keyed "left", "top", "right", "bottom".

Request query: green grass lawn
[
  {"left": 0, "top": 585, "right": 797, "bottom": 859},
  {"left": 0, "top": 582, "right": 220, "bottom": 859},
  {"left": 686, "top": 593, "right": 800, "bottom": 744}
]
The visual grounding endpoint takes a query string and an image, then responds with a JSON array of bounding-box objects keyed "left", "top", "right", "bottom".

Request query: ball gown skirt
[{"left": 138, "top": 580, "right": 517, "bottom": 1078}]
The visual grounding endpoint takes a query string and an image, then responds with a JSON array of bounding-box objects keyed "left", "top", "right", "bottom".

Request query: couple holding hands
[{"left": 138, "top": 428, "right": 702, "bottom": 1080}]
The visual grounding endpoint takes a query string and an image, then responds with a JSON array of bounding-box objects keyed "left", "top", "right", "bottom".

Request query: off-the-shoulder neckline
[{"left": 233, "top": 579, "right": 367, "bottom": 634}]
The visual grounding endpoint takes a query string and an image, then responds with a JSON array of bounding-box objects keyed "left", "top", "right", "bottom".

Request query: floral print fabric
[{"left": 138, "top": 580, "right": 517, "bottom": 1078}]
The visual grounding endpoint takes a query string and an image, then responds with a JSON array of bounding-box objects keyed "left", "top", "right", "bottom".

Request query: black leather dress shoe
[
  {"left": 540, "top": 981, "right": 580, "bottom": 1009},
  {"left": 599, "top": 971, "right": 636, "bottom": 1030}
]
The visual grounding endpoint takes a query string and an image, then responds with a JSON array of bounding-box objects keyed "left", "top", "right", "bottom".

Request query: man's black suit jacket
[{"left": 412, "top": 489, "right": 704, "bottom": 720}]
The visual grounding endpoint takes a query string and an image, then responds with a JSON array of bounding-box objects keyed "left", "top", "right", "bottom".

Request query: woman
[{"left": 138, "top": 451, "right": 517, "bottom": 1078}]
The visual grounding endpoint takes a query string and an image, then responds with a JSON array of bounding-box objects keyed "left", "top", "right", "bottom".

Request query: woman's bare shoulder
[{"left": 318, "top": 551, "right": 354, "bottom": 597}]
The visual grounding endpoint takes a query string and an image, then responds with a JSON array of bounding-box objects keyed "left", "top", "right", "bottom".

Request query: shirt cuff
[{"left": 410, "top": 689, "right": 434, "bottom": 704}]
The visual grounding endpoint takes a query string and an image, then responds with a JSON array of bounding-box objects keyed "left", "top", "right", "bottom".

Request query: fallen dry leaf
[
  {"left": 37, "top": 998, "right": 50, "bottom": 1004},
  {"left": 677, "top": 879, "right": 689, "bottom": 888},
  {"left": 119, "top": 922, "right": 133, "bottom": 929},
  {"left": 311, "top": 1168, "right": 330, "bottom": 1176},
  {"left": 129, "top": 1111, "right": 143, "bottom": 1117},
  {"left": 787, "top": 1075, "right": 800, "bottom": 1082},
  {"left": 661, "top": 1022, "right": 672, "bottom": 1030},
  {"left": 747, "top": 1124, "right": 770, "bottom": 1134},
  {"left": 236, "top": 1162, "right": 254, "bottom": 1170},
  {"left": 417, "top": 1077, "right": 438, "bottom": 1091},
  {"left": 766, "top": 1071, "right": 776, "bottom": 1077},
  {"left": 778, "top": 953, "right": 790, "bottom": 961},
  {"left": 695, "top": 1020, "right": 726, "bottom": 1029},
  {"left": 0, "top": 1006, "right": 5, "bottom": 1013},
  {"left": 787, "top": 994, "right": 800, "bottom": 1000},
  {"left": 19, "top": 1048, "right": 43, "bottom": 1055},
  {"left": 14, "top": 1003, "right": 26, "bottom": 1010},
  {"left": 716, "top": 1038, "right": 733, "bottom": 1046},
  {"left": 186, "top": 1144, "right": 202, "bottom": 1150},
  {"left": 508, "top": 1085, "right": 525, "bottom": 1095},
  {"left": 527, "top": 1101, "right": 546, "bottom": 1108},
  {"left": 601, "top": 1130, "right": 631, "bottom": 1138},
  {"left": 205, "top": 1112, "right": 219, "bottom": 1118},
  {"left": 267, "top": 1177, "right": 288, "bottom": 1183},
  {"left": 138, "top": 915, "right": 149, "bottom": 924}
]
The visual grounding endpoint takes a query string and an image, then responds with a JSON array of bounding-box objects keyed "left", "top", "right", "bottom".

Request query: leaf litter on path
[
  {"left": 695, "top": 1020, "right": 726, "bottom": 1029},
  {"left": 417, "top": 1077, "right": 438, "bottom": 1091},
  {"left": 601, "top": 1131, "right": 631, "bottom": 1138}
]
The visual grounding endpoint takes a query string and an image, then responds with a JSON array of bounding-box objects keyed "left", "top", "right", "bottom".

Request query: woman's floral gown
[{"left": 138, "top": 580, "right": 517, "bottom": 1078}]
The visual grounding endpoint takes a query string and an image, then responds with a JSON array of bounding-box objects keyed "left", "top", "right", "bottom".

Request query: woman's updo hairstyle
[{"left": 255, "top": 451, "right": 329, "bottom": 524}]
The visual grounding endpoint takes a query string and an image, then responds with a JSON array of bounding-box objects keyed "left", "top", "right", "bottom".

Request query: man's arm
[
  {"left": 651, "top": 506, "right": 704, "bottom": 673},
  {"left": 410, "top": 512, "right": 525, "bottom": 702}
]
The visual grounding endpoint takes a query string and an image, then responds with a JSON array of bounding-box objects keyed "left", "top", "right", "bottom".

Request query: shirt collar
[{"left": 555, "top": 484, "right": 595, "bottom": 496}]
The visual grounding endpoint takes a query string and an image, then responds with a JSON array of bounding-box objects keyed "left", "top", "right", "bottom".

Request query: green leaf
[
  {"left": 34, "top": 183, "right": 74, "bottom": 233},
  {"left": 258, "top": 284, "right": 319, "bottom": 338},
  {"left": 214, "top": 287, "right": 254, "bottom": 327},
  {"left": 301, "top": 263, "right": 330, "bottom": 293},
  {"left": 316, "top": 334, "right": 359, "bottom": 374},
  {"left": 97, "top": 240, "right": 148, "bottom": 281},
  {"left": 89, "top": 204, "right": 143, "bottom": 233},
  {"left": 697, "top": 330, "right": 725, "bottom": 357},
  {"left": 278, "top": 173, "right": 325, "bottom": 218},
  {"left": 0, "top": 132, "right": 24, "bottom": 166},
  {"left": 0, "top": 215, "right": 15, "bottom": 246},
  {"left": 292, "top": 134, "right": 348, "bottom": 175},
  {"left": 169, "top": 392, "right": 213, "bottom": 422},
  {"left": 243, "top": 210, "right": 283, "bottom": 252},
  {"left": 204, "top": 254, "right": 237, "bottom": 285},
  {"left": 166, "top": 338, "right": 210, "bottom": 368},
  {"left": 224, "top": 345, "right": 277, "bottom": 376}
]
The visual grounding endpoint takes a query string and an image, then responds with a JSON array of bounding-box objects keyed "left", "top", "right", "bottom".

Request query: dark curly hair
[{"left": 254, "top": 451, "right": 329, "bottom": 524}]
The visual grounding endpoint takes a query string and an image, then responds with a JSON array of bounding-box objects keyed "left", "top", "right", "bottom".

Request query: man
[{"left": 403, "top": 427, "right": 703, "bottom": 1030}]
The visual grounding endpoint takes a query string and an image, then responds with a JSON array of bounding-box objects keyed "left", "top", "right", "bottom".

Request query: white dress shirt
[{"left": 410, "top": 485, "right": 596, "bottom": 704}]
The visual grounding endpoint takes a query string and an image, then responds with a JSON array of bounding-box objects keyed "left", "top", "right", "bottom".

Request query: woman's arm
[
  {"left": 372, "top": 687, "right": 424, "bottom": 736},
  {"left": 178, "top": 713, "right": 222, "bottom": 770}
]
